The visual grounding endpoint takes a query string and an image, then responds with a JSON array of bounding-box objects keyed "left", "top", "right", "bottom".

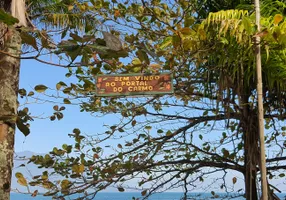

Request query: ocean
[{"left": 10, "top": 192, "right": 286, "bottom": 200}]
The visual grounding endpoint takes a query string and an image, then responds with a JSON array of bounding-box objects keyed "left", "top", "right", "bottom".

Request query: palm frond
[
  {"left": 261, "top": 0, "right": 286, "bottom": 17},
  {"left": 190, "top": 4, "right": 286, "bottom": 99},
  {"left": 27, "top": 0, "right": 100, "bottom": 32},
  {"left": 206, "top": 9, "right": 249, "bottom": 25}
]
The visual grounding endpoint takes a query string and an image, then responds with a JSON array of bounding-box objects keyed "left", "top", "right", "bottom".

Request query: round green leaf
[{"left": 34, "top": 85, "right": 48, "bottom": 93}]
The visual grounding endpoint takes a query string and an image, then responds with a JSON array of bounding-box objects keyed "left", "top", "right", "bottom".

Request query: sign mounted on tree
[{"left": 95, "top": 73, "right": 173, "bottom": 96}]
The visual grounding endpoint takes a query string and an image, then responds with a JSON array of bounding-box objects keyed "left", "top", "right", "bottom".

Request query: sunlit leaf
[
  {"left": 63, "top": 98, "right": 71, "bottom": 104},
  {"left": 34, "top": 85, "right": 48, "bottom": 93},
  {"left": 159, "top": 37, "right": 172, "bottom": 49},
  {"left": 61, "top": 180, "right": 71, "bottom": 189},
  {"left": 274, "top": 14, "right": 283, "bottom": 25},
  {"left": 72, "top": 164, "right": 85, "bottom": 174},
  {"left": 15, "top": 172, "right": 28, "bottom": 187}
]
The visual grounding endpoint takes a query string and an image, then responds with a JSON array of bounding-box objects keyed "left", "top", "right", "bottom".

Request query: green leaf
[
  {"left": 56, "top": 81, "right": 67, "bottom": 90},
  {"left": 118, "top": 128, "right": 125, "bottom": 132},
  {"left": 183, "top": 39, "right": 195, "bottom": 50},
  {"left": 237, "top": 143, "right": 243, "bottom": 150},
  {"left": 180, "top": 27, "right": 192, "bottom": 35},
  {"left": 56, "top": 112, "right": 64, "bottom": 120},
  {"left": 27, "top": 91, "right": 34, "bottom": 96},
  {"left": 34, "top": 85, "right": 48, "bottom": 93},
  {"left": 184, "top": 16, "right": 195, "bottom": 27},
  {"left": 63, "top": 98, "right": 71, "bottom": 104},
  {"left": 65, "top": 73, "right": 72, "bottom": 78},
  {"left": 42, "top": 171, "right": 48, "bottom": 180},
  {"left": 15, "top": 172, "right": 28, "bottom": 186},
  {"left": 203, "top": 110, "right": 208, "bottom": 116},
  {"left": 59, "top": 106, "right": 65, "bottom": 111},
  {"left": 70, "top": 33, "right": 82, "bottom": 42},
  {"left": 73, "top": 128, "right": 81, "bottom": 134},
  {"left": 242, "top": 17, "right": 252, "bottom": 34},
  {"left": 0, "top": 9, "right": 19, "bottom": 25},
  {"left": 220, "top": 37, "right": 229, "bottom": 45},
  {"left": 222, "top": 148, "right": 230, "bottom": 157},
  {"left": 157, "top": 129, "right": 163, "bottom": 134},
  {"left": 72, "top": 164, "right": 84, "bottom": 174},
  {"left": 136, "top": 50, "right": 150, "bottom": 64},
  {"left": 118, "top": 152, "right": 123, "bottom": 159},
  {"left": 18, "top": 89, "right": 27, "bottom": 96},
  {"left": 20, "top": 32, "right": 38, "bottom": 50},
  {"left": 15, "top": 172, "right": 24, "bottom": 179},
  {"left": 159, "top": 36, "right": 172, "bottom": 49},
  {"left": 172, "top": 35, "right": 181, "bottom": 48},
  {"left": 166, "top": 130, "right": 172, "bottom": 136},
  {"left": 61, "top": 179, "right": 71, "bottom": 189},
  {"left": 132, "top": 58, "right": 142, "bottom": 66},
  {"left": 16, "top": 118, "right": 30, "bottom": 136}
]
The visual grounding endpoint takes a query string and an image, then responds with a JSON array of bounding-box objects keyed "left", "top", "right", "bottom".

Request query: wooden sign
[{"left": 95, "top": 73, "right": 173, "bottom": 96}]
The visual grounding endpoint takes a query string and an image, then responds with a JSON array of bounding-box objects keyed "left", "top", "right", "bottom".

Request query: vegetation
[
  {"left": 0, "top": 0, "right": 286, "bottom": 200},
  {"left": 0, "top": 0, "right": 124, "bottom": 199}
]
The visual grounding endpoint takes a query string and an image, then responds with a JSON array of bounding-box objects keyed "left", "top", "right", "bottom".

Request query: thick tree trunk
[
  {"left": 244, "top": 128, "right": 259, "bottom": 200},
  {"left": 241, "top": 95, "right": 259, "bottom": 200},
  {"left": 0, "top": 22, "right": 21, "bottom": 200}
]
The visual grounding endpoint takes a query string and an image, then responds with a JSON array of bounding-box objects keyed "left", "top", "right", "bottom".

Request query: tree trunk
[
  {"left": 244, "top": 128, "right": 259, "bottom": 200},
  {"left": 241, "top": 95, "right": 259, "bottom": 200},
  {"left": 0, "top": 22, "right": 21, "bottom": 200}
]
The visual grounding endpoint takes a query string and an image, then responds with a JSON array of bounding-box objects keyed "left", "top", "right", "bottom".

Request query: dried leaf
[
  {"left": 232, "top": 177, "right": 237, "bottom": 184},
  {"left": 274, "top": 14, "right": 283, "bottom": 25},
  {"left": 31, "top": 190, "right": 38, "bottom": 197}
]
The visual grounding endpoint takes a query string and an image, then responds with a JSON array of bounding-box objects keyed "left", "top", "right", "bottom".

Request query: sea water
[{"left": 10, "top": 192, "right": 286, "bottom": 200}]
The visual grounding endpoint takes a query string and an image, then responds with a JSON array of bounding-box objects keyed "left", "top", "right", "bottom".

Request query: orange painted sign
[{"left": 96, "top": 73, "right": 173, "bottom": 96}]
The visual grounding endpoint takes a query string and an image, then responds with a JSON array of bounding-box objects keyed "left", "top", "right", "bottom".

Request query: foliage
[
  {"left": 1, "top": 0, "right": 127, "bottom": 137},
  {"left": 0, "top": 8, "right": 18, "bottom": 25},
  {"left": 10, "top": 0, "right": 286, "bottom": 199}
]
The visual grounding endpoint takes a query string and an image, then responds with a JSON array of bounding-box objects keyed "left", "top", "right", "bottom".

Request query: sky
[{"left": 16, "top": 58, "right": 113, "bottom": 153}]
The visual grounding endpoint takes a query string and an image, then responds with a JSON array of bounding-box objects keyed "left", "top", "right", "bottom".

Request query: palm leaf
[{"left": 27, "top": 0, "right": 99, "bottom": 32}]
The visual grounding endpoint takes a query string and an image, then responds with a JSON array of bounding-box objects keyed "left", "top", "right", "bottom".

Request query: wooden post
[{"left": 254, "top": 0, "right": 268, "bottom": 199}]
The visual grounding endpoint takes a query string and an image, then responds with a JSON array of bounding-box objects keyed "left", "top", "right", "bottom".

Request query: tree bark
[
  {"left": 241, "top": 94, "right": 259, "bottom": 200},
  {"left": 0, "top": 22, "right": 21, "bottom": 200}
]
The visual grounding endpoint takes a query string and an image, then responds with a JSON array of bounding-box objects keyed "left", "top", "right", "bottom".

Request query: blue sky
[{"left": 16, "top": 59, "right": 112, "bottom": 153}]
